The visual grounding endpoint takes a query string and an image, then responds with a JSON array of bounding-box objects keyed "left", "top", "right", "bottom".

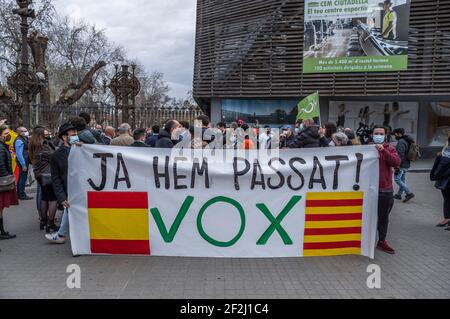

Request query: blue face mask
[
  {"left": 69, "top": 135, "right": 80, "bottom": 145},
  {"left": 373, "top": 135, "right": 385, "bottom": 144}
]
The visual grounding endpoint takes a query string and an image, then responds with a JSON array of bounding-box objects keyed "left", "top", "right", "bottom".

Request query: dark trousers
[
  {"left": 442, "top": 188, "right": 450, "bottom": 219},
  {"left": 17, "top": 163, "right": 28, "bottom": 198},
  {"left": 378, "top": 192, "right": 394, "bottom": 242}
]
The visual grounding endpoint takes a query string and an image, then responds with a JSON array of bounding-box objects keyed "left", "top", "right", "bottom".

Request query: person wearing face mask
[
  {"left": 294, "top": 120, "right": 302, "bottom": 136},
  {"left": 0, "top": 125, "right": 19, "bottom": 240},
  {"left": 259, "top": 126, "right": 273, "bottom": 150},
  {"left": 392, "top": 128, "right": 415, "bottom": 203},
  {"left": 45, "top": 123, "right": 81, "bottom": 244},
  {"left": 178, "top": 121, "right": 192, "bottom": 147},
  {"left": 280, "top": 126, "right": 296, "bottom": 149},
  {"left": 14, "top": 127, "right": 33, "bottom": 200},
  {"left": 372, "top": 125, "right": 401, "bottom": 255},
  {"left": 156, "top": 120, "right": 182, "bottom": 149}
]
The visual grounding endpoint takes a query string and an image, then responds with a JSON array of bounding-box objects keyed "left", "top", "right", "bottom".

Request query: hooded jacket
[{"left": 155, "top": 129, "right": 176, "bottom": 149}]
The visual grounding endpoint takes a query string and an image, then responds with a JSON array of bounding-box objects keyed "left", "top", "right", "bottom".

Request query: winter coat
[
  {"left": 430, "top": 150, "right": 450, "bottom": 190},
  {"left": 0, "top": 142, "right": 13, "bottom": 177},
  {"left": 130, "top": 141, "right": 150, "bottom": 148},
  {"left": 110, "top": 134, "right": 134, "bottom": 146},
  {"left": 90, "top": 128, "right": 104, "bottom": 144},
  {"left": 396, "top": 135, "right": 414, "bottom": 169},
  {"left": 145, "top": 134, "right": 159, "bottom": 147},
  {"left": 290, "top": 126, "right": 329, "bottom": 148},
  {"left": 78, "top": 128, "right": 97, "bottom": 144},
  {"left": 378, "top": 142, "right": 401, "bottom": 192},
  {"left": 32, "top": 140, "right": 56, "bottom": 178},
  {"left": 155, "top": 129, "right": 176, "bottom": 149},
  {"left": 50, "top": 145, "right": 70, "bottom": 204}
]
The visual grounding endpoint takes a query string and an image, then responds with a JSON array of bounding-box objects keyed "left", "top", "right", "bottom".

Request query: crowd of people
[{"left": 0, "top": 112, "right": 449, "bottom": 256}]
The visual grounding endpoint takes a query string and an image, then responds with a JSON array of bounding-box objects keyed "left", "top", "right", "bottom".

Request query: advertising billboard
[{"left": 303, "top": 0, "right": 410, "bottom": 73}]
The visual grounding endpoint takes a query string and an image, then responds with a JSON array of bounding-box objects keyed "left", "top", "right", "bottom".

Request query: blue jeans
[
  {"left": 395, "top": 168, "right": 411, "bottom": 195},
  {"left": 58, "top": 208, "right": 70, "bottom": 237},
  {"left": 17, "top": 164, "right": 28, "bottom": 198}
]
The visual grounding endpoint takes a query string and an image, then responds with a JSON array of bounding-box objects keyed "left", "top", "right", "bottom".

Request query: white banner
[{"left": 68, "top": 145, "right": 379, "bottom": 258}]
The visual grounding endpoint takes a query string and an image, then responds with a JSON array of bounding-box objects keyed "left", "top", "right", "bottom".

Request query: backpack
[{"left": 407, "top": 142, "right": 421, "bottom": 162}]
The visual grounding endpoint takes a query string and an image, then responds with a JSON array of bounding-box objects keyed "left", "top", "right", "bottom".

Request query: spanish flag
[
  {"left": 5, "top": 129, "right": 20, "bottom": 181},
  {"left": 87, "top": 192, "right": 150, "bottom": 255},
  {"left": 303, "top": 192, "right": 364, "bottom": 257}
]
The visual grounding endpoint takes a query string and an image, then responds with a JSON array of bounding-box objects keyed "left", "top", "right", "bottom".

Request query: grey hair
[
  {"left": 332, "top": 132, "right": 349, "bottom": 146},
  {"left": 118, "top": 123, "right": 131, "bottom": 133}
]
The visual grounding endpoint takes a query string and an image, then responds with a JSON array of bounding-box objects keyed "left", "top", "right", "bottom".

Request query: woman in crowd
[
  {"left": 331, "top": 132, "right": 349, "bottom": 147},
  {"left": 29, "top": 127, "right": 58, "bottom": 233},
  {"left": 344, "top": 128, "right": 361, "bottom": 145},
  {"left": 430, "top": 136, "right": 450, "bottom": 230},
  {"left": 324, "top": 122, "right": 337, "bottom": 143},
  {"left": 0, "top": 125, "right": 18, "bottom": 240}
]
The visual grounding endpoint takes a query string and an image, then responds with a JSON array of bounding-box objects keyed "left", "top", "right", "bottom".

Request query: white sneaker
[{"left": 45, "top": 232, "right": 66, "bottom": 244}]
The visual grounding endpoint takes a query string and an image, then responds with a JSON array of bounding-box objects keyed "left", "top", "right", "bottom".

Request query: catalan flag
[
  {"left": 303, "top": 192, "right": 364, "bottom": 257},
  {"left": 87, "top": 192, "right": 150, "bottom": 255}
]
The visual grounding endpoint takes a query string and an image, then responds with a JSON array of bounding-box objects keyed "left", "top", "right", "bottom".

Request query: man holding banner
[{"left": 372, "top": 125, "right": 401, "bottom": 255}]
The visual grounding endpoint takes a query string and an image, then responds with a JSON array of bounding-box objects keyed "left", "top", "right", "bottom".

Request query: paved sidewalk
[{"left": 0, "top": 173, "right": 448, "bottom": 299}]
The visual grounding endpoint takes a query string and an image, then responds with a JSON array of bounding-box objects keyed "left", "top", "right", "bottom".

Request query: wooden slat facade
[{"left": 193, "top": 0, "right": 450, "bottom": 106}]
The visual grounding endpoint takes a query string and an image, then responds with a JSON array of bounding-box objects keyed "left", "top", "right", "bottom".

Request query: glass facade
[{"left": 221, "top": 99, "right": 299, "bottom": 127}]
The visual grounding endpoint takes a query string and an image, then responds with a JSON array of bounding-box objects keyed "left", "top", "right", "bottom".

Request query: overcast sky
[{"left": 53, "top": 0, "right": 197, "bottom": 99}]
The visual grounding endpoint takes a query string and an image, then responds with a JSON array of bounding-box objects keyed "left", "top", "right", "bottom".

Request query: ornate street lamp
[
  {"left": 105, "top": 64, "right": 140, "bottom": 128},
  {"left": 7, "top": 0, "right": 42, "bottom": 128}
]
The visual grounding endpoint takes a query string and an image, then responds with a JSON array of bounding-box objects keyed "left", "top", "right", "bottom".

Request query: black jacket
[
  {"left": 90, "top": 128, "right": 104, "bottom": 144},
  {"left": 32, "top": 140, "right": 56, "bottom": 178},
  {"left": 155, "top": 129, "right": 176, "bottom": 149},
  {"left": 50, "top": 145, "right": 70, "bottom": 204},
  {"left": 290, "top": 126, "right": 329, "bottom": 148},
  {"left": 396, "top": 135, "right": 414, "bottom": 169},
  {"left": 0, "top": 142, "right": 13, "bottom": 177},
  {"left": 281, "top": 134, "right": 296, "bottom": 149},
  {"left": 430, "top": 153, "right": 450, "bottom": 190},
  {"left": 130, "top": 141, "right": 150, "bottom": 148}
]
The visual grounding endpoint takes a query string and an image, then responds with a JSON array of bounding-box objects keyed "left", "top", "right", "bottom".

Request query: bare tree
[
  {"left": 48, "top": 15, "right": 125, "bottom": 104},
  {"left": 0, "top": 0, "right": 55, "bottom": 83},
  {"left": 56, "top": 60, "right": 106, "bottom": 106}
]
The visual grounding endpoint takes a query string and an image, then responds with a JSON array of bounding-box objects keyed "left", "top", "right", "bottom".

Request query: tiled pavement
[{"left": 0, "top": 173, "right": 448, "bottom": 299}]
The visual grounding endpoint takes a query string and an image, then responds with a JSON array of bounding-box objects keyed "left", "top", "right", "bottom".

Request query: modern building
[{"left": 193, "top": 0, "right": 450, "bottom": 150}]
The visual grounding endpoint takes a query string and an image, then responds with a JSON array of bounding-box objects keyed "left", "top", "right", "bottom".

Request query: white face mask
[{"left": 23, "top": 132, "right": 29, "bottom": 137}]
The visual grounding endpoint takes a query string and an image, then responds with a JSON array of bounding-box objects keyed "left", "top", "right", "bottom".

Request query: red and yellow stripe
[
  {"left": 303, "top": 192, "right": 363, "bottom": 257},
  {"left": 87, "top": 192, "right": 150, "bottom": 255}
]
